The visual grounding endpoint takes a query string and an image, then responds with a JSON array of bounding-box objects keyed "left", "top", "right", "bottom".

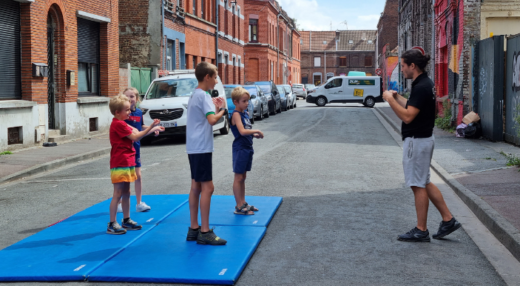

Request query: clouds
[{"left": 278, "top": 0, "right": 384, "bottom": 31}]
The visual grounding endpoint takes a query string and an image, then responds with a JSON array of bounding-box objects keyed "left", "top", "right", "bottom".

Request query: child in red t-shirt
[{"left": 107, "top": 94, "right": 161, "bottom": 235}]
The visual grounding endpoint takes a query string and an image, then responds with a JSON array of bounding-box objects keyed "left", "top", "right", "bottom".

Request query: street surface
[{"left": 0, "top": 101, "right": 510, "bottom": 285}]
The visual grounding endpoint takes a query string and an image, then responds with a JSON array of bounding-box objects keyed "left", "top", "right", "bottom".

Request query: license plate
[{"left": 159, "top": 122, "right": 177, "bottom": 128}]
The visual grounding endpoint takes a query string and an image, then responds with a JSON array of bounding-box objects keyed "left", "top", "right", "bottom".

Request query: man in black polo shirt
[{"left": 382, "top": 49, "right": 461, "bottom": 242}]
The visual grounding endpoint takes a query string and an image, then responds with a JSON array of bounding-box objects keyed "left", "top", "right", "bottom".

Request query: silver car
[
  {"left": 244, "top": 85, "right": 270, "bottom": 120},
  {"left": 292, "top": 84, "right": 307, "bottom": 99},
  {"left": 282, "top": 85, "right": 296, "bottom": 109},
  {"left": 304, "top": 84, "right": 317, "bottom": 95}
]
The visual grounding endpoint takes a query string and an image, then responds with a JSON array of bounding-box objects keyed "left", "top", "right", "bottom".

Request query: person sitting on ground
[
  {"left": 382, "top": 48, "right": 461, "bottom": 242},
  {"left": 229, "top": 87, "right": 264, "bottom": 215}
]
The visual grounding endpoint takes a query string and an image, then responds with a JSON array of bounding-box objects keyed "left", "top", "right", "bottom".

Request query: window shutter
[
  {"left": 0, "top": 1, "right": 21, "bottom": 99},
  {"left": 77, "top": 18, "right": 100, "bottom": 64}
]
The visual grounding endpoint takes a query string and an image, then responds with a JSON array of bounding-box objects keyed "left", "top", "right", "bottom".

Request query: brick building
[
  {"left": 119, "top": 0, "right": 245, "bottom": 86},
  {"left": 0, "top": 0, "right": 119, "bottom": 151},
  {"left": 300, "top": 30, "right": 376, "bottom": 86},
  {"left": 398, "top": 0, "right": 434, "bottom": 93},
  {"left": 243, "top": 0, "right": 301, "bottom": 85},
  {"left": 434, "top": 0, "right": 480, "bottom": 123},
  {"left": 376, "top": 0, "right": 399, "bottom": 91}
]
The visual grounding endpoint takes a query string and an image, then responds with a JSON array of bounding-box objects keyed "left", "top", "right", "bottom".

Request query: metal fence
[{"left": 505, "top": 34, "right": 520, "bottom": 145}]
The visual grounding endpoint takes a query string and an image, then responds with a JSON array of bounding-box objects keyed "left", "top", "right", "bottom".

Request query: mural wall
[{"left": 381, "top": 44, "right": 399, "bottom": 92}]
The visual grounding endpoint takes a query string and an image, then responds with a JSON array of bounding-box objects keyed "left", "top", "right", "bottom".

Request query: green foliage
[
  {"left": 435, "top": 100, "right": 454, "bottom": 132},
  {"left": 0, "top": 151, "right": 13, "bottom": 156},
  {"left": 500, "top": 151, "right": 520, "bottom": 168}
]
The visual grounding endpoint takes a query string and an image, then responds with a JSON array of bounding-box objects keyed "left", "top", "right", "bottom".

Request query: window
[
  {"left": 249, "top": 19, "right": 258, "bottom": 42},
  {"left": 193, "top": 0, "right": 196, "bottom": 15},
  {"left": 201, "top": 0, "right": 204, "bottom": 19},
  {"left": 365, "top": 56, "right": 373, "bottom": 67},
  {"left": 314, "top": 57, "right": 321, "bottom": 67},
  {"left": 0, "top": 0, "right": 21, "bottom": 99},
  {"left": 77, "top": 18, "right": 100, "bottom": 95},
  {"left": 232, "top": 4, "right": 235, "bottom": 37},
  {"left": 167, "top": 40, "right": 175, "bottom": 71},
  {"left": 193, "top": 56, "right": 197, "bottom": 69},
  {"left": 368, "top": 40, "right": 373, "bottom": 44},
  {"left": 78, "top": 63, "right": 98, "bottom": 93},
  {"left": 339, "top": 57, "right": 347, "bottom": 67},
  {"left": 349, "top": 40, "right": 353, "bottom": 44},
  {"left": 325, "top": 78, "right": 342, "bottom": 89}
]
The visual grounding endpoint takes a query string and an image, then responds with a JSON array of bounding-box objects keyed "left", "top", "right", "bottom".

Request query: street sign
[{"left": 375, "top": 68, "right": 382, "bottom": 76}]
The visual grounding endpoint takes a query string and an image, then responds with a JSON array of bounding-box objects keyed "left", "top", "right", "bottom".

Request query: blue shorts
[
  {"left": 233, "top": 149, "right": 253, "bottom": 174},
  {"left": 134, "top": 145, "right": 141, "bottom": 168}
]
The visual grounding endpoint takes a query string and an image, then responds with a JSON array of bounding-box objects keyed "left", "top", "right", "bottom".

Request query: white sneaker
[
  {"left": 117, "top": 203, "right": 122, "bottom": 213},
  {"left": 136, "top": 201, "right": 151, "bottom": 212}
]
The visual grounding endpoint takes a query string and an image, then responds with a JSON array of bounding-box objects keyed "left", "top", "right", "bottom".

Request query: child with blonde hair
[
  {"left": 230, "top": 87, "right": 264, "bottom": 215},
  {"left": 107, "top": 94, "right": 162, "bottom": 234},
  {"left": 117, "top": 87, "right": 164, "bottom": 213}
]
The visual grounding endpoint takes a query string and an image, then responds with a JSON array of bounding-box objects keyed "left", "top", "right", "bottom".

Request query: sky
[{"left": 277, "top": 0, "right": 386, "bottom": 31}]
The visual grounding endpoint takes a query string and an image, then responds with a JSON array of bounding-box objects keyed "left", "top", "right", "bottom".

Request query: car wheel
[
  {"left": 277, "top": 103, "right": 282, "bottom": 113},
  {"left": 219, "top": 116, "right": 230, "bottom": 135},
  {"left": 316, "top": 96, "right": 327, "bottom": 107},
  {"left": 364, "top": 96, "right": 375, "bottom": 108},
  {"left": 258, "top": 106, "right": 264, "bottom": 120},
  {"left": 250, "top": 114, "right": 255, "bottom": 124}
]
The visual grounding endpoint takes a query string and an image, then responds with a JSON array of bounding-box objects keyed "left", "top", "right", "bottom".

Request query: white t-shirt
[{"left": 186, "top": 88, "right": 216, "bottom": 154}]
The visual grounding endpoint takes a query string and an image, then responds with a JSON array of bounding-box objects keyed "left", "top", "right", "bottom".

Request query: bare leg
[
  {"left": 135, "top": 167, "right": 142, "bottom": 205},
  {"left": 425, "top": 182, "right": 453, "bottom": 222},
  {"left": 189, "top": 179, "right": 201, "bottom": 230},
  {"left": 233, "top": 173, "right": 252, "bottom": 214},
  {"left": 200, "top": 181, "right": 214, "bottom": 232},
  {"left": 121, "top": 182, "right": 131, "bottom": 219},
  {"left": 411, "top": 186, "right": 429, "bottom": 231},
  {"left": 110, "top": 183, "right": 124, "bottom": 222}
]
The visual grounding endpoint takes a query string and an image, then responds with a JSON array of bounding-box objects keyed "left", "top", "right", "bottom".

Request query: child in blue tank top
[{"left": 230, "top": 87, "right": 264, "bottom": 215}]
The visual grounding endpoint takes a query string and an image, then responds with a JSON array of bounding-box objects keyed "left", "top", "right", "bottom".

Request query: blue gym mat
[
  {"left": 0, "top": 195, "right": 188, "bottom": 282},
  {"left": 162, "top": 196, "right": 283, "bottom": 227},
  {"left": 0, "top": 195, "right": 281, "bottom": 284},
  {"left": 88, "top": 224, "right": 266, "bottom": 284}
]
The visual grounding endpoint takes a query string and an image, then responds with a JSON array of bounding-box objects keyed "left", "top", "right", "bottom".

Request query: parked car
[
  {"left": 224, "top": 84, "right": 255, "bottom": 124},
  {"left": 254, "top": 81, "right": 281, "bottom": 115},
  {"left": 292, "top": 84, "right": 307, "bottom": 99},
  {"left": 282, "top": 85, "right": 296, "bottom": 109},
  {"left": 139, "top": 70, "right": 229, "bottom": 139},
  {"left": 243, "top": 85, "right": 269, "bottom": 120},
  {"left": 276, "top": 85, "right": 289, "bottom": 111},
  {"left": 306, "top": 76, "right": 383, "bottom": 108},
  {"left": 304, "top": 84, "right": 317, "bottom": 95}
]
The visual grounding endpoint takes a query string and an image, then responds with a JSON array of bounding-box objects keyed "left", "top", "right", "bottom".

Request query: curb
[
  {"left": 374, "top": 106, "right": 520, "bottom": 263},
  {"left": 0, "top": 147, "right": 111, "bottom": 185}
]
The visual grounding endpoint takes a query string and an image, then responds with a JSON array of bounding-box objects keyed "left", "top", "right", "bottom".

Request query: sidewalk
[
  {"left": 376, "top": 104, "right": 520, "bottom": 263},
  {"left": 0, "top": 135, "right": 110, "bottom": 184}
]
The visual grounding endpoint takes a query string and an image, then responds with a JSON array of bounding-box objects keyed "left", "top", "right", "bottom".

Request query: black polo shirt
[{"left": 401, "top": 73, "right": 436, "bottom": 140}]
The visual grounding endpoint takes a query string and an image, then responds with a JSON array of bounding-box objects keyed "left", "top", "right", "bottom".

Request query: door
[
  {"left": 324, "top": 78, "right": 344, "bottom": 102},
  {"left": 47, "top": 16, "right": 56, "bottom": 129}
]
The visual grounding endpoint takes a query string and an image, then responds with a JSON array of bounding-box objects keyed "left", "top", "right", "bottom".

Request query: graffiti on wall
[
  {"left": 512, "top": 51, "right": 520, "bottom": 92},
  {"left": 387, "top": 56, "right": 399, "bottom": 91}
]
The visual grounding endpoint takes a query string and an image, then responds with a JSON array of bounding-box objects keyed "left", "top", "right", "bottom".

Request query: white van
[
  {"left": 139, "top": 70, "right": 229, "bottom": 139},
  {"left": 306, "top": 76, "right": 383, "bottom": 108}
]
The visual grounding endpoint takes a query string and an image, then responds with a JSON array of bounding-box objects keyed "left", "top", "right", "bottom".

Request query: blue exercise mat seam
[{"left": 84, "top": 199, "right": 188, "bottom": 279}]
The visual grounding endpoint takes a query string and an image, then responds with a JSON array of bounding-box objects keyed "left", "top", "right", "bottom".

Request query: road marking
[
  {"left": 219, "top": 268, "right": 227, "bottom": 275},
  {"left": 146, "top": 218, "right": 154, "bottom": 222},
  {"left": 74, "top": 265, "right": 86, "bottom": 271},
  {"left": 26, "top": 178, "right": 110, "bottom": 183},
  {"left": 148, "top": 163, "right": 160, "bottom": 167}
]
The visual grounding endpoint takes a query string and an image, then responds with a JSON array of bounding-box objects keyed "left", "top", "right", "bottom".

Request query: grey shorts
[{"left": 403, "top": 136, "right": 435, "bottom": 188}]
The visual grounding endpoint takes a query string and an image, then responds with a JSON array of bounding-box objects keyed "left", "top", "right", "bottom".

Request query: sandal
[
  {"left": 234, "top": 203, "right": 255, "bottom": 215},
  {"left": 245, "top": 202, "right": 259, "bottom": 212}
]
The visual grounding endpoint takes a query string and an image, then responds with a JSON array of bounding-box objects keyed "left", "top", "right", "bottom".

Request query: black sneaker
[
  {"left": 398, "top": 227, "right": 431, "bottom": 242},
  {"left": 121, "top": 218, "right": 142, "bottom": 230},
  {"left": 433, "top": 218, "right": 461, "bottom": 239},
  {"left": 197, "top": 229, "right": 227, "bottom": 245},
  {"left": 107, "top": 222, "right": 127, "bottom": 235},
  {"left": 186, "top": 227, "right": 200, "bottom": 241}
]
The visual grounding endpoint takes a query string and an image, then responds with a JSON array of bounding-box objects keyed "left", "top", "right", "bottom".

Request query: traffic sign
[{"left": 375, "top": 68, "right": 382, "bottom": 76}]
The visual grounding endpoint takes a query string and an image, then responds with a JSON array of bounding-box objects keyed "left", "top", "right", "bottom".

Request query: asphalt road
[{"left": 0, "top": 100, "right": 509, "bottom": 285}]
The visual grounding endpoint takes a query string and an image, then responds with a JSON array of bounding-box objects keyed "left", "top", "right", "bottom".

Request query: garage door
[{"left": 0, "top": 1, "right": 21, "bottom": 99}]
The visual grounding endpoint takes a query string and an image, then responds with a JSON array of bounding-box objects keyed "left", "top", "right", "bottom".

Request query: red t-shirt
[{"left": 109, "top": 118, "right": 135, "bottom": 169}]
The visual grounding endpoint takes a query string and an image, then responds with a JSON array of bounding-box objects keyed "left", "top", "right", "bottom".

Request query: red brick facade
[
  {"left": 243, "top": 0, "right": 301, "bottom": 85},
  {"left": 20, "top": 0, "right": 119, "bottom": 104}
]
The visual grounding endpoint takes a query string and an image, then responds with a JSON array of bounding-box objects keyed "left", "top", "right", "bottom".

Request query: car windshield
[
  {"left": 283, "top": 86, "right": 291, "bottom": 93},
  {"left": 257, "top": 84, "right": 271, "bottom": 94},
  {"left": 305, "top": 84, "right": 316, "bottom": 89},
  {"left": 146, "top": 78, "right": 198, "bottom": 99},
  {"left": 293, "top": 84, "right": 303, "bottom": 89},
  {"left": 224, "top": 87, "right": 236, "bottom": 99},
  {"left": 244, "top": 87, "right": 258, "bottom": 97}
]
